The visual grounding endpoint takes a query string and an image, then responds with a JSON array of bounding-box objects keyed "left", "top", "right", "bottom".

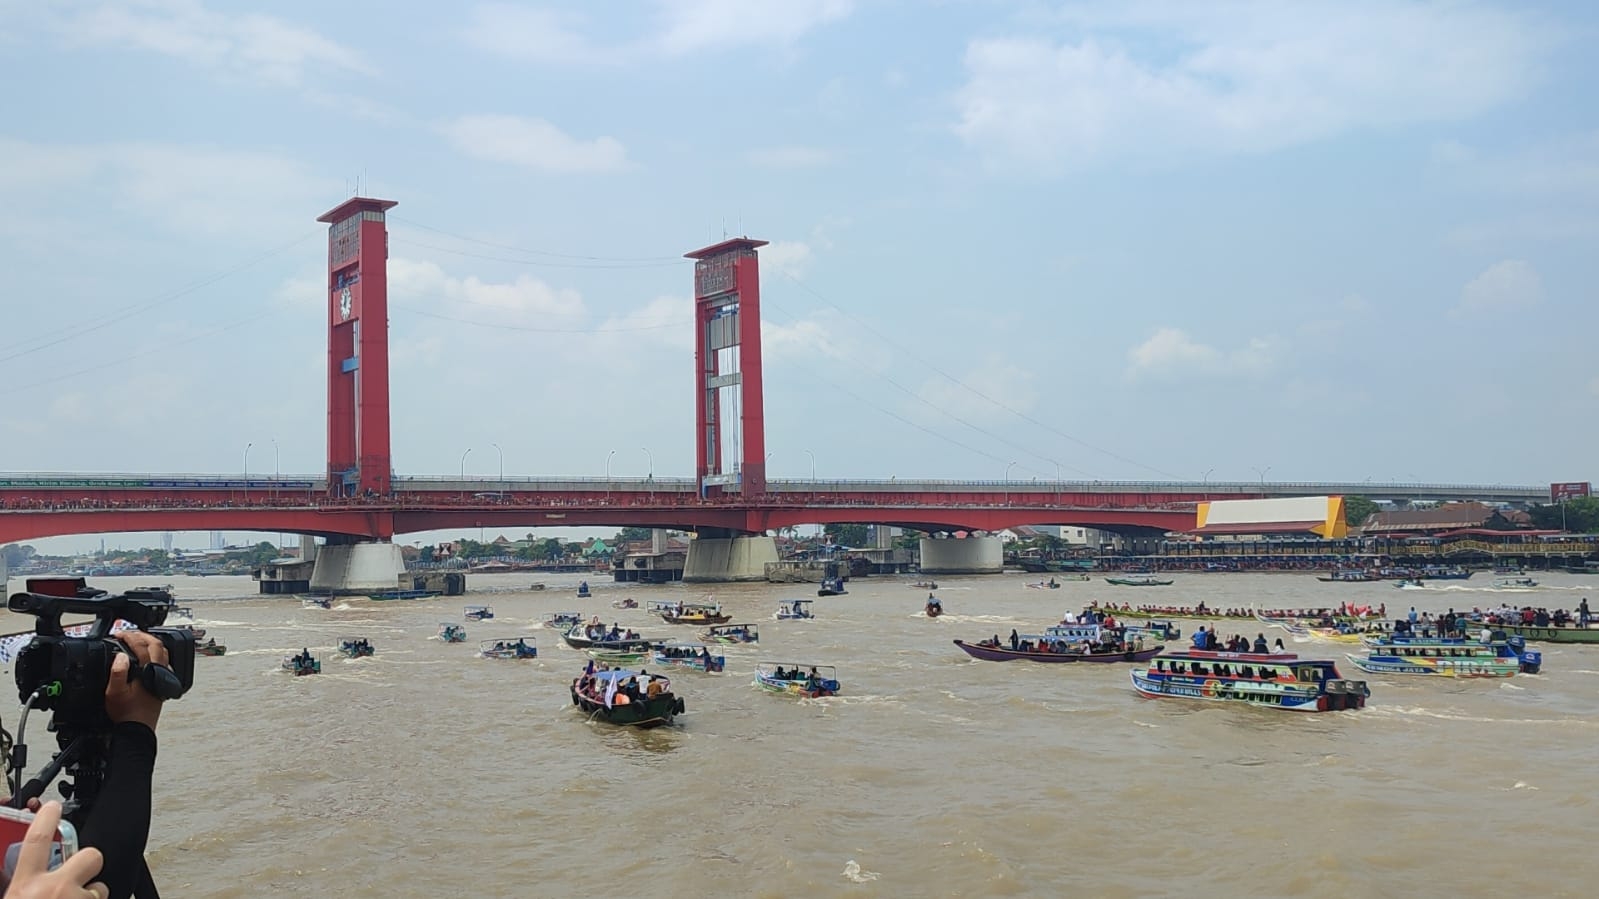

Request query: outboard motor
[{"left": 1509, "top": 635, "right": 1541, "bottom": 674}]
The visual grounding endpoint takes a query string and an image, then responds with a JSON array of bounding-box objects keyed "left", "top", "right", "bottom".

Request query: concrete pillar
[
  {"left": 309, "top": 541, "right": 405, "bottom": 595},
  {"left": 300, "top": 535, "right": 319, "bottom": 562},
  {"left": 872, "top": 525, "right": 895, "bottom": 550},
  {"left": 919, "top": 535, "right": 1003, "bottom": 574},
  {"left": 683, "top": 535, "right": 779, "bottom": 582},
  {"left": 651, "top": 528, "right": 667, "bottom": 554}
]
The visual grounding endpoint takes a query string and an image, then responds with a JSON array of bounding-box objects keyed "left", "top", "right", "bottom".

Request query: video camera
[{"left": 9, "top": 581, "right": 195, "bottom": 729}]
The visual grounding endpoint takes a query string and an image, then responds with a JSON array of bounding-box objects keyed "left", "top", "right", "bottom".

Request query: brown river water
[{"left": 5, "top": 571, "right": 1599, "bottom": 898}]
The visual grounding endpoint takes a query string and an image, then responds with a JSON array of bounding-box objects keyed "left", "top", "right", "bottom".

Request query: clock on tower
[{"left": 338, "top": 287, "right": 353, "bottom": 320}]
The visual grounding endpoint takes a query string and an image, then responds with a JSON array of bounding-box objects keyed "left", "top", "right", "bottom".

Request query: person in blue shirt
[{"left": 1192, "top": 626, "right": 1208, "bottom": 649}]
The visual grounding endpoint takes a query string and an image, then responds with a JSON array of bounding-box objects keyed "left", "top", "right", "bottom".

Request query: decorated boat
[
  {"left": 282, "top": 651, "right": 321, "bottom": 676},
  {"left": 954, "top": 636, "right": 1162, "bottom": 663},
  {"left": 439, "top": 623, "right": 467, "bottom": 643},
  {"left": 576, "top": 581, "right": 592, "bottom": 599},
  {"left": 1123, "top": 619, "right": 1182, "bottom": 642},
  {"left": 817, "top": 577, "right": 848, "bottom": 597},
  {"left": 302, "top": 596, "right": 333, "bottom": 609},
  {"left": 1494, "top": 577, "right": 1539, "bottom": 589},
  {"left": 653, "top": 642, "right": 725, "bottom": 673},
  {"left": 659, "top": 602, "right": 731, "bottom": 625},
  {"left": 368, "top": 589, "right": 441, "bottom": 601},
  {"left": 464, "top": 605, "right": 495, "bottom": 621},
  {"left": 1347, "top": 633, "right": 1539, "bottom": 677},
  {"left": 1316, "top": 570, "right": 1376, "bottom": 583},
  {"left": 1471, "top": 620, "right": 1599, "bottom": 644},
  {"left": 611, "top": 598, "right": 638, "bottom": 609},
  {"left": 1104, "top": 575, "right": 1174, "bottom": 587},
  {"left": 754, "top": 662, "right": 841, "bottom": 698},
  {"left": 775, "top": 600, "right": 815, "bottom": 621},
  {"left": 702, "top": 623, "right": 759, "bottom": 644},
  {"left": 544, "top": 611, "right": 585, "bottom": 630},
  {"left": 479, "top": 637, "right": 538, "bottom": 660},
  {"left": 197, "top": 638, "right": 227, "bottom": 657},
  {"left": 571, "top": 668, "right": 683, "bottom": 728},
  {"left": 1130, "top": 650, "right": 1369, "bottom": 712},
  {"left": 925, "top": 596, "right": 943, "bottom": 617},
  {"left": 337, "top": 636, "right": 375, "bottom": 658}
]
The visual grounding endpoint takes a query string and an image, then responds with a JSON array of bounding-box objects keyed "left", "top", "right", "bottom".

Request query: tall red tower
[
  {"left": 317, "top": 197, "right": 396, "bottom": 498},
  {"left": 686, "top": 238, "right": 769, "bottom": 498}
]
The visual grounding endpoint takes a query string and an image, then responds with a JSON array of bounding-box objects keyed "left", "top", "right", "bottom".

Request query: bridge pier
[
  {"left": 682, "top": 531, "right": 778, "bottom": 583},
  {"left": 309, "top": 540, "right": 406, "bottom": 595},
  {"left": 919, "top": 535, "right": 1004, "bottom": 575}
]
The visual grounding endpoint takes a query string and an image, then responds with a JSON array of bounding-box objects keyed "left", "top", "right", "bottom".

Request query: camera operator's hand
[
  {"left": 103, "top": 632, "right": 168, "bottom": 732},
  {"left": 6, "top": 802, "right": 108, "bottom": 898}
]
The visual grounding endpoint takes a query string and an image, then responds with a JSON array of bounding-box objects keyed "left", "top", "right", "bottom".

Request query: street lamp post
[
  {"left": 1251, "top": 465, "right": 1271, "bottom": 490},
  {"left": 242, "top": 442, "right": 253, "bottom": 501},
  {"left": 805, "top": 449, "right": 816, "bottom": 483},
  {"left": 491, "top": 442, "right": 504, "bottom": 483},
  {"left": 606, "top": 449, "right": 616, "bottom": 501},
  {"left": 641, "top": 446, "right": 653, "bottom": 478},
  {"left": 460, "top": 448, "right": 472, "bottom": 480},
  {"left": 1004, "top": 460, "right": 1017, "bottom": 505}
]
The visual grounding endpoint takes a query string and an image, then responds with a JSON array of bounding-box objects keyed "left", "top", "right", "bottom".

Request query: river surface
[{"left": 5, "top": 571, "right": 1599, "bottom": 897}]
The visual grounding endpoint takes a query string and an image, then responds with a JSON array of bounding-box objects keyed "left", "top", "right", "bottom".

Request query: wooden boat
[
  {"left": 1104, "top": 576, "right": 1173, "bottom": 587},
  {"left": 1130, "top": 650, "right": 1369, "bottom": 712},
  {"left": 1347, "top": 633, "right": 1539, "bottom": 677},
  {"left": 337, "top": 636, "right": 375, "bottom": 658},
  {"left": 702, "top": 623, "right": 759, "bottom": 644},
  {"left": 909, "top": 580, "right": 938, "bottom": 590},
  {"left": 659, "top": 602, "right": 730, "bottom": 625},
  {"left": 562, "top": 623, "right": 653, "bottom": 662},
  {"left": 1494, "top": 577, "right": 1539, "bottom": 589},
  {"left": 576, "top": 581, "right": 592, "bottom": 599},
  {"left": 479, "top": 637, "right": 538, "bottom": 660},
  {"left": 197, "top": 639, "right": 227, "bottom": 657},
  {"left": 611, "top": 598, "right": 638, "bottom": 609},
  {"left": 282, "top": 652, "right": 321, "bottom": 676},
  {"left": 1123, "top": 620, "right": 1182, "bottom": 641},
  {"left": 754, "top": 662, "right": 840, "bottom": 698},
  {"left": 1056, "top": 573, "right": 1091, "bottom": 582},
  {"left": 302, "top": 596, "right": 333, "bottom": 609},
  {"left": 925, "top": 598, "right": 943, "bottom": 617},
  {"left": 439, "top": 623, "right": 467, "bottom": 643},
  {"left": 1472, "top": 621, "right": 1599, "bottom": 644},
  {"left": 571, "top": 669, "right": 683, "bottom": 727},
  {"left": 653, "top": 642, "right": 725, "bottom": 673},
  {"left": 543, "top": 611, "right": 585, "bottom": 630},
  {"left": 775, "top": 600, "right": 815, "bottom": 621},
  {"left": 463, "top": 605, "right": 495, "bottom": 621},
  {"left": 954, "top": 638, "right": 1162, "bottom": 663},
  {"left": 368, "top": 589, "right": 441, "bottom": 601},
  {"left": 817, "top": 577, "right": 848, "bottom": 597}
]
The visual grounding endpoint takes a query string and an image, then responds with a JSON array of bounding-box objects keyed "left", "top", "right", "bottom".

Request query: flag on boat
[
  {"left": 0, "top": 620, "right": 139, "bottom": 663},
  {"left": 603, "top": 676, "right": 618, "bottom": 709}
]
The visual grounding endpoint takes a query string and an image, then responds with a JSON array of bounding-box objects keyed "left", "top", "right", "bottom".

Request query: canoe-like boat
[
  {"left": 1104, "top": 576, "right": 1174, "bottom": 587},
  {"left": 529, "top": 583, "right": 546, "bottom": 591},
  {"left": 464, "top": 605, "right": 495, "bottom": 621},
  {"left": 368, "top": 589, "right": 441, "bottom": 601},
  {"left": 282, "top": 653, "right": 321, "bottom": 676},
  {"left": 954, "top": 639, "right": 1162, "bottom": 663},
  {"left": 702, "top": 623, "right": 759, "bottom": 644},
  {"left": 1025, "top": 580, "right": 1062, "bottom": 590},
  {"left": 755, "top": 662, "right": 840, "bottom": 698},
  {"left": 1494, "top": 578, "right": 1539, "bottom": 589},
  {"left": 661, "top": 610, "right": 731, "bottom": 625},
  {"left": 439, "top": 623, "right": 467, "bottom": 643},
  {"left": 1130, "top": 650, "right": 1368, "bottom": 712},
  {"left": 571, "top": 669, "right": 683, "bottom": 727},
  {"left": 480, "top": 637, "right": 538, "bottom": 659},
  {"left": 337, "top": 636, "right": 375, "bottom": 658},
  {"left": 909, "top": 580, "right": 938, "bottom": 590},
  {"left": 653, "top": 642, "right": 725, "bottom": 673}
]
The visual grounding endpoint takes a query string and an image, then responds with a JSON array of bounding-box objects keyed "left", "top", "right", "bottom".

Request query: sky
[{"left": 2, "top": 0, "right": 1597, "bottom": 553}]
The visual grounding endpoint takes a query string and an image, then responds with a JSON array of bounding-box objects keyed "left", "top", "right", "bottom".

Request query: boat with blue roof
[
  {"left": 755, "top": 662, "right": 841, "bottom": 698},
  {"left": 1347, "top": 632, "right": 1539, "bottom": 677},
  {"left": 1130, "top": 649, "right": 1369, "bottom": 712},
  {"left": 571, "top": 668, "right": 682, "bottom": 727}
]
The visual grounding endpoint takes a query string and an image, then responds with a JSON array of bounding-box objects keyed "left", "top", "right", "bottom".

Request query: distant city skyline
[{"left": 2, "top": 1, "right": 1595, "bottom": 555}]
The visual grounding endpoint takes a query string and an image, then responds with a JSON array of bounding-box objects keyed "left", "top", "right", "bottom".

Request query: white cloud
[
  {"left": 441, "top": 115, "right": 628, "bottom": 173},
  {"left": 762, "top": 317, "right": 837, "bottom": 361},
  {"left": 954, "top": 1, "right": 1543, "bottom": 171},
  {"left": 388, "top": 257, "right": 587, "bottom": 321},
  {"left": 58, "top": 0, "right": 373, "bottom": 85},
  {"left": 464, "top": 1, "right": 851, "bottom": 63},
  {"left": 760, "top": 240, "right": 814, "bottom": 277},
  {"left": 1127, "top": 328, "right": 1276, "bottom": 379},
  {"left": 1457, "top": 259, "right": 1542, "bottom": 314},
  {"left": 748, "top": 146, "right": 837, "bottom": 168}
]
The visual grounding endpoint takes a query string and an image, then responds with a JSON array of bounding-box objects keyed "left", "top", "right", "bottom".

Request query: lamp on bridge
[{"left": 460, "top": 448, "right": 473, "bottom": 480}]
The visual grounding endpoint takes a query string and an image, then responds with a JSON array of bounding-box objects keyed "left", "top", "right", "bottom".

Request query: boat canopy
[
  {"left": 589, "top": 668, "right": 668, "bottom": 684},
  {"left": 479, "top": 637, "right": 533, "bottom": 648},
  {"left": 781, "top": 599, "right": 814, "bottom": 605},
  {"left": 756, "top": 662, "right": 837, "bottom": 677},
  {"left": 659, "top": 641, "right": 714, "bottom": 650},
  {"left": 466, "top": 605, "right": 492, "bottom": 611}
]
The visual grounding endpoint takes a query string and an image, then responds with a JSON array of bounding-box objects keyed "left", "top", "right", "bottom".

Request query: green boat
[
  {"left": 1104, "top": 576, "right": 1174, "bottom": 587},
  {"left": 368, "top": 589, "right": 442, "bottom": 601},
  {"left": 1476, "top": 622, "right": 1599, "bottom": 644},
  {"left": 571, "top": 669, "right": 683, "bottom": 728}
]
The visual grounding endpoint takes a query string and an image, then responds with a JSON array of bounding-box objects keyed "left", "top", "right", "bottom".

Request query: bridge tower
[
  {"left": 310, "top": 196, "right": 405, "bottom": 593},
  {"left": 317, "top": 197, "right": 397, "bottom": 499},
  {"left": 686, "top": 237, "right": 769, "bottom": 498},
  {"left": 682, "top": 237, "right": 779, "bottom": 581}
]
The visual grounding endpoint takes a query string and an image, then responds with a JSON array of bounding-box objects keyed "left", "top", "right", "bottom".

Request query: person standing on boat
[
  {"left": 1253, "top": 634, "right": 1268, "bottom": 653},
  {"left": 1580, "top": 598, "right": 1591, "bottom": 628},
  {"left": 1009, "top": 629, "right": 1020, "bottom": 651}
]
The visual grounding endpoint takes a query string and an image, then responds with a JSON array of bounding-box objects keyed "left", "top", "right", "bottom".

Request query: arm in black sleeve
[{"left": 77, "top": 721, "right": 157, "bottom": 899}]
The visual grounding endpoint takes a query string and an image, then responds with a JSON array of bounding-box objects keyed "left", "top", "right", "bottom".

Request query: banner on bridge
[{"left": 1550, "top": 482, "right": 1592, "bottom": 502}]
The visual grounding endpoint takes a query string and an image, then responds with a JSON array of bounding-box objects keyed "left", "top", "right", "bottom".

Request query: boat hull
[
  {"left": 1129, "top": 670, "right": 1367, "bottom": 711},
  {"left": 1479, "top": 622, "right": 1599, "bottom": 644},
  {"left": 1345, "top": 654, "right": 1517, "bottom": 677},
  {"left": 570, "top": 686, "right": 682, "bottom": 728},
  {"left": 1104, "top": 578, "right": 1174, "bottom": 587},
  {"left": 955, "top": 640, "right": 1162, "bottom": 663},
  {"left": 661, "top": 613, "right": 731, "bottom": 625}
]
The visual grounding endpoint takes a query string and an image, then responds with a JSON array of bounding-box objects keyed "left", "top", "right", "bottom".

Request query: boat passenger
[
  {"left": 647, "top": 677, "right": 664, "bottom": 698},
  {"left": 1253, "top": 634, "right": 1268, "bottom": 653},
  {"left": 1009, "top": 630, "right": 1020, "bottom": 651},
  {"left": 1273, "top": 638, "right": 1286, "bottom": 652},
  {"left": 1191, "top": 627, "right": 1208, "bottom": 649}
]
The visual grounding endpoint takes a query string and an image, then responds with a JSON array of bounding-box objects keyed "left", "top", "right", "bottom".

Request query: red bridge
[{"left": 0, "top": 196, "right": 1544, "bottom": 580}]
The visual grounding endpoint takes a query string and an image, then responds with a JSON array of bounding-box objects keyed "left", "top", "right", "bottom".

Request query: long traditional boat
[
  {"left": 337, "top": 636, "right": 375, "bottom": 658},
  {"left": 653, "top": 642, "right": 725, "bottom": 673},
  {"left": 1347, "top": 634, "right": 1539, "bottom": 677},
  {"left": 909, "top": 580, "right": 938, "bottom": 590},
  {"left": 1130, "top": 650, "right": 1369, "bottom": 712},
  {"left": 439, "top": 622, "right": 467, "bottom": 643},
  {"left": 480, "top": 637, "right": 538, "bottom": 660},
  {"left": 368, "top": 589, "right": 440, "bottom": 601},
  {"left": 1494, "top": 577, "right": 1539, "bottom": 589},
  {"left": 464, "top": 605, "right": 495, "bottom": 621},
  {"left": 755, "top": 662, "right": 841, "bottom": 697},
  {"left": 611, "top": 598, "right": 638, "bottom": 609},
  {"left": 1471, "top": 621, "right": 1599, "bottom": 644},
  {"left": 1098, "top": 607, "right": 1249, "bottom": 621},
  {"left": 1317, "top": 570, "right": 1376, "bottom": 583},
  {"left": 954, "top": 638, "right": 1162, "bottom": 664},
  {"left": 702, "top": 623, "right": 759, "bottom": 644},
  {"left": 571, "top": 669, "right": 683, "bottom": 728},
  {"left": 1104, "top": 576, "right": 1174, "bottom": 587}
]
